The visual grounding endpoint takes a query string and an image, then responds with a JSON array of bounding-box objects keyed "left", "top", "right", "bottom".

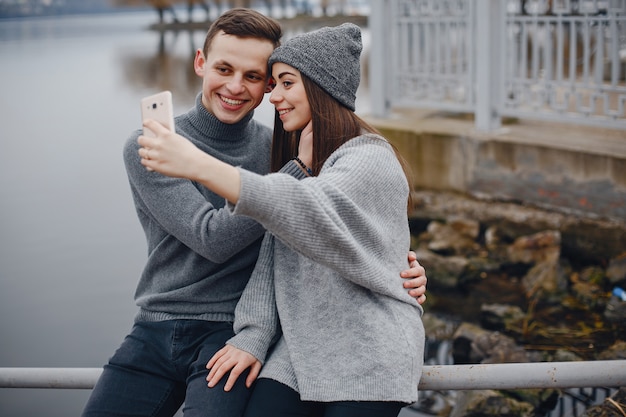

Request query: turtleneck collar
[{"left": 186, "top": 93, "right": 255, "bottom": 142}]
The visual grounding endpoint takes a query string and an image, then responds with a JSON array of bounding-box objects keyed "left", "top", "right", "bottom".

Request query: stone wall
[{"left": 366, "top": 109, "right": 626, "bottom": 222}]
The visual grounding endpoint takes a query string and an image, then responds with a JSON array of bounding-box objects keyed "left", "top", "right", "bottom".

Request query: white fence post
[
  {"left": 475, "top": 0, "right": 502, "bottom": 131},
  {"left": 369, "top": 0, "right": 389, "bottom": 117}
]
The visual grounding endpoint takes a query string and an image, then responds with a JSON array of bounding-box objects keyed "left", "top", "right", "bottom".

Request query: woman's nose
[{"left": 269, "top": 89, "right": 281, "bottom": 104}]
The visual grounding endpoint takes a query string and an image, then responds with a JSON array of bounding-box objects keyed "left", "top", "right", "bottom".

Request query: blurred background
[
  {"left": 0, "top": 2, "right": 373, "bottom": 416},
  {"left": 1, "top": 1, "right": 625, "bottom": 416}
]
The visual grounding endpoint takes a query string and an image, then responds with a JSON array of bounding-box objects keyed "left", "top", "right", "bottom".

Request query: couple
[{"left": 82, "top": 8, "right": 426, "bottom": 417}]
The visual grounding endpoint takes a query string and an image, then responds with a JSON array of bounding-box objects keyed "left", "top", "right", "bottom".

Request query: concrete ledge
[{"left": 365, "top": 109, "right": 626, "bottom": 222}]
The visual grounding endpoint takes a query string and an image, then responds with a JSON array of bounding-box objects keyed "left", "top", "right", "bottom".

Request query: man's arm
[{"left": 402, "top": 251, "right": 427, "bottom": 305}]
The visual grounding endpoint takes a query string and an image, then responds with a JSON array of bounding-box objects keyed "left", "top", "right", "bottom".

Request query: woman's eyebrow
[{"left": 277, "top": 71, "right": 297, "bottom": 79}]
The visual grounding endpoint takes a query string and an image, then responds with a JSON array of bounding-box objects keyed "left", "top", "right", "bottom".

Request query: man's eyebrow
[
  {"left": 213, "top": 59, "right": 232, "bottom": 67},
  {"left": 212, "top": 59, "right": 266, "bottom": 77}
]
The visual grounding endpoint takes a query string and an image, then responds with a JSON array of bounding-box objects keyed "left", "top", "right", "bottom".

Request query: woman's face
[{"left": 269, "top": 62, "right": 312, "bottom": 132}]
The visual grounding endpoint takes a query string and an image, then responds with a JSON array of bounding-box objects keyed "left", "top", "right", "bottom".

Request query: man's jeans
[{"left": 82, "top": 320, "right": 251, "bottom": 417}]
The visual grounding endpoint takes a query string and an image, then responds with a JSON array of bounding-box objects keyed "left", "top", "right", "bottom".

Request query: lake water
[{"left": 0, "top": 9, "right": 377, "bottom": 416}]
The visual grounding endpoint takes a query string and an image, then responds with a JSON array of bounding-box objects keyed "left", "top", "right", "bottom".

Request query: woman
[{"left": 139, "top": 23, "right": 425, "bottom": 417}]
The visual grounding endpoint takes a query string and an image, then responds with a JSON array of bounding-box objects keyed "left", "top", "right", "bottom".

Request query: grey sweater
[
  {"left": 122, "top": 94, "right": 272, "bottom": 322},
  {"left": 228, "top": 134, "right": 425, "bottom": 404}
]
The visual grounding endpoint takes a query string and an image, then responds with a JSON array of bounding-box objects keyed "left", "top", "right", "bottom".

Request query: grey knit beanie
[{"left": 268, "top": 23, "right": 362, "bottom": 111}]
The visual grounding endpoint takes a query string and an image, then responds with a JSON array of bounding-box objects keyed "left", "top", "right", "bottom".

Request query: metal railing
[
  {"left": 369, "top": 0, "right": 626, "bottom": 131},
  {"left": 1, "top": 361, "right": 625, "bottom": 390}
]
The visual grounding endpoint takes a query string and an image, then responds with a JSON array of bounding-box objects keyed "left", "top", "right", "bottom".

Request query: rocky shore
[{"left": 408, "top": 190, "right": 626, "bottom": 416}]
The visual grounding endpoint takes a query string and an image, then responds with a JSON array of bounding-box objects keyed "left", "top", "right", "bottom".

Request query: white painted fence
[{"left": 369, "top": 0, "right": 626, "bottom": 131}]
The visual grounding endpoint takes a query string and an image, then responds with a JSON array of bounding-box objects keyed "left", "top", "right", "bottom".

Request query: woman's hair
[
  {"left": 270, "top": 75, "right": 414, "bottom": 208},
  {"left": 202, "top": 8, "right": 282, "bottom": 56}
]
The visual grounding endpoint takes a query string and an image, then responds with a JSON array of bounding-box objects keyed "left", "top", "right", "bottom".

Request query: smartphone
[{"left": 141, "top": 90, "right": 175, "bottom": 137}]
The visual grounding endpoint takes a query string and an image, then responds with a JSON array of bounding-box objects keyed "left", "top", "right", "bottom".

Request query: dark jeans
[
  {"left": 82, "top": 320, "right": 251, "bottom": 417},
  {"left": 244, "top": 378, "right": 405, "bottom": 417}
]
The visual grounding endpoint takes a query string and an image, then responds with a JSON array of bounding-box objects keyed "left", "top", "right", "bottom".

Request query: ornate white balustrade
[{"left": 369, "top": 0, "right": 626, "bottom": 131}]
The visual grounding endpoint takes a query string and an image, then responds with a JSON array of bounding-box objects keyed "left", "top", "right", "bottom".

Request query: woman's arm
[
  {"left": 138, "top": 119, "right": 242, "bottom": 204},
  {"left": 139, "top": 120, "right": 428, "bottom": 302},
  {"left": 230, "top": 140, "right": 413, "bottom": 298},
  {"left": 206, "top": 234, "right": 280, "bottom": 391},
  {"left": 206, "top": 345, "right": 261, "bottom": 391},
  {"left": 127, "top": 129, "right": 266, "bottom": 263}
]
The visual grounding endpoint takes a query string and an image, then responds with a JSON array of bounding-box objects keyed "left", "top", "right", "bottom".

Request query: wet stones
[{"left": 409, "top": 190, "right": 626, "bottom": 416}]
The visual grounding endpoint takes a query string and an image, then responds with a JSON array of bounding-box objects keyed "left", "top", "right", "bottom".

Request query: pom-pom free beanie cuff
[{"left": 268, "top": 22, "right": 362, "bottom": 111}]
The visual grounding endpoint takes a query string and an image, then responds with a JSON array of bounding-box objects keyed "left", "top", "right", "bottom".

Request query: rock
[
  {"left": 407, "top": 188, "right": 625, "bottom": 405},
  {"left": 521, "top": 259, "right": 568, "bottom": 303},
  {"left": 422, "top": 313, "right": 459, "bottom": 341},
  {"left": 507, "top": 230, "right": 561, "bottom": 264},
  {"left": 472, "top": 331, "right": 530, "bottom": 364},
  {"left": 571, "top": 279, "right": 606, "bottom": 309},
  {"left": 449, "top": 390, "right": 535, "bottom": 417},
  {"left": 580, "top": 266, "right": 609, "bottom": 285},
  {"left": 604, "top": 296, "right": 626, "bottom": 325},
  {"left": 409, "top": 190, "right": 626, "bottom": 263},
  {"left": 451, "top": 323, "right": 529, "bottom": 364},
  {"left": 458, "top": 256, "right": 503, "bottom": 287},
  {"left": 551, "top": 349, "right": 584, "bottom": 362},
  {"left": 480, "top": 303, "right": 526, "bottom": 332},
  {"left": 452, "top": 322, "right": 490, "bottom": 364},
  {"left": 607, "top": 253, "right": 626, "bottom": 285},
  {"left": 561, "top": 220, "right": 626, "bottom": 265},
  {"left": 597, "top": 340, "right": 626, "bottom": 360},
  {"left": 485, "top": 225, "right": 504, "bottom": 248},
  {"left": 426, "top": 219, "right": 481, "bottom": 255},
  {"left": 413, "top": 249, "right": 468, "bottom": 289},
  {"left": 570, "top": 268, "right": 608, "bottom": 310},
  {"left": 484, "top": 225, "right": 515, "bottom": 263},
  {"left": 505, "top": 388, "right": 560, "bottom": 415}
]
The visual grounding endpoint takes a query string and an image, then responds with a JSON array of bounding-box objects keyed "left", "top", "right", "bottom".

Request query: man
[{"left": 82, "top": 8, "right": 426, "bottom": 417}]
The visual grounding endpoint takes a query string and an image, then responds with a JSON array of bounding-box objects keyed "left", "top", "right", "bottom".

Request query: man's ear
[
  {"left": 265, "top": 77, "right": 276, "bottom": 94},
  {"left": 194, "top": 49, "right": 206, "bottom": 77}
]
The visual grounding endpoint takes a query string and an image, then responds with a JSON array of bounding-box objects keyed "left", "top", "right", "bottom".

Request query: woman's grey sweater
[{"left": 228, "top": 134, "right": 425, "bottom": 404}]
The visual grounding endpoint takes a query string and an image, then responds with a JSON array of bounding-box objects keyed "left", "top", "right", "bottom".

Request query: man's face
[{"left": 194, "top": 32, "right": 275, "bottom": 125}]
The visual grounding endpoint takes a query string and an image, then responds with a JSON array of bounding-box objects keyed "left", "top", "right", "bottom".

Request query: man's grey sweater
[
  {"left": 228, "top": 134, "right": 425, "bottom": 404},
  {"left": 122, "top": 94, "right": 271, "bottom": 322}
]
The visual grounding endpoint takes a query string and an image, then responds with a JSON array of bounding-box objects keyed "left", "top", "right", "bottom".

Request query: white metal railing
[
  {"left": 1, "top": 361, "right": 626, "bottom": 390},
  {"left": 369, "top": 0, "right": 626, "bottom": 131}
]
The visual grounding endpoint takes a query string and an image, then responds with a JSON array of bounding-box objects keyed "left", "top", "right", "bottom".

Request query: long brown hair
[{"left": 270, "top": 75, "right": 414, "bottom": 208}]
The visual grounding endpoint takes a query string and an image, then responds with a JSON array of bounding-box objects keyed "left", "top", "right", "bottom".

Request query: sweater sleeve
[
  {"left": 223, "top": 161, "right": 305, "bottom": 359},
  {"left": 123, "top": 131, "right": 265, "bottom": 263},
  {"left": 232, "top": 136, "right": 412, "bottom": 297},
  {"left": 227, "top": 233, "right": 280, "bottom": 363}
]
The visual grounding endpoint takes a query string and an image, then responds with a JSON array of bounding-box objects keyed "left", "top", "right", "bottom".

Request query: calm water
[{"left": 0, "top": 10, "right": 373, "bottom": 416}]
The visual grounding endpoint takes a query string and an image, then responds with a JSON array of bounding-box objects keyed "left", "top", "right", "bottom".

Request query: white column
[
  {"left": 369, "top": 0, "right": 389, "bottom": 117},
  {"left": 475, "top": 0, "right": 502, "bottom": 131}
]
